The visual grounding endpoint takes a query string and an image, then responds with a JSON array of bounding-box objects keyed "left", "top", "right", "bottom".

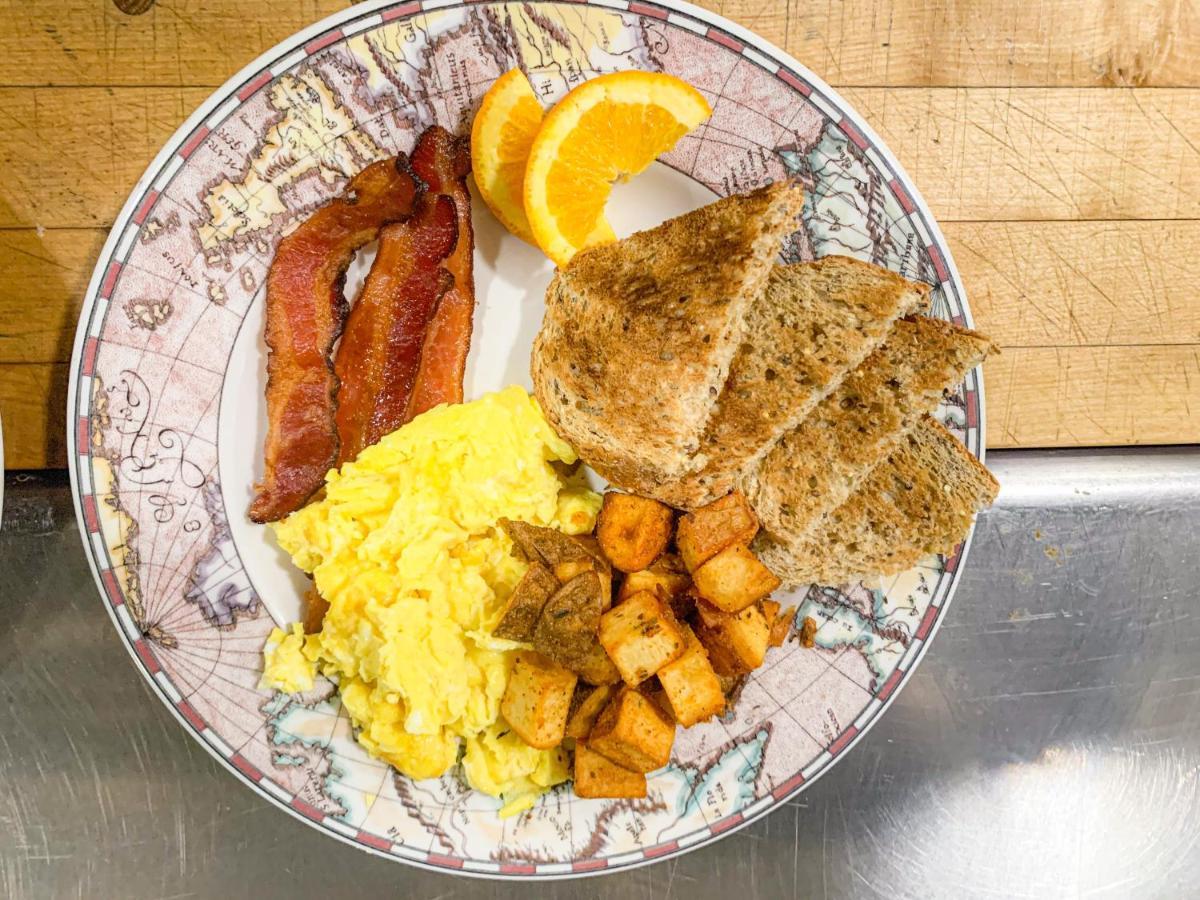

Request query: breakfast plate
[{"left": 67, "top": 0, "right": 983, "bottom": 877}]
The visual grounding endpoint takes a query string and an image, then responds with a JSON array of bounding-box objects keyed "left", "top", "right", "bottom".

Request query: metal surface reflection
[{"left": 2, "top": 448, "right": 1198, "bottom": 898}]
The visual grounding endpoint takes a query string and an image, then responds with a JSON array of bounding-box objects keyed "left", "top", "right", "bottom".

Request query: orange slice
[
  {"left": 471, "top": 68, "right": 544, "bottom": 244},
  {"left": 524, "top": 71, "right": 712, "bottom": 267}
]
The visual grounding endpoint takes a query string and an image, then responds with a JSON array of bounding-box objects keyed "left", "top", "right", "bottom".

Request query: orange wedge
[
  {"left": 524, "top": 71, "right": 712, "bottom": 267},
  {"left": 471, "top": 68, "right": 544, "bottom": 244}
]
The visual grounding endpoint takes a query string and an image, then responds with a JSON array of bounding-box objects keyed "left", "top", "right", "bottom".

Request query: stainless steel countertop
[{"left": 3, "top": 449, "right": 1199, "bottom": 899}]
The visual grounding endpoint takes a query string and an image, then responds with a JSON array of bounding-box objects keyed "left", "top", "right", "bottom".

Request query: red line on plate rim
[
  {"left": 177, "top": 699, "right": 206, "bottom": 732},
  {"left": 237, "top": 71, "right": 273, "bottom": 101},
  {"left": 133, "top": 639, "right": 161, "bottom": 674},
  {"left": 100, "top": 261, "right": 122, "bottom": 298},
  {"left": 178, "top": 126, "right": 210, "bottom": 160},
  {"left": 629, "top": 2, "right": 668, "bottom": 19},
  {"left": 771, "top": 771, "right": 806, "bottom": 800},
  {"left": 357, "top": 830, "right": 393, "bottom": 852},
  {"left": 572, "top": 858, "right": 609, "bottom": 873},
  {"left": 777, "top": 68, "right": 813, "bottom": 96},
  {"left": 915, "top": 603, "right": 940, "bottom": 641},
  {"left": 101, "top": 568, "right": 124, "bottom": 607},
  {"left": 706, "top": 27, "right": 743, "bottom": 52},
  {"left": 644, "top": 840, "right": 679, "bottom": 858},
  {"left": 877, "top": 667, "right": 905, "bottom": 701},
  {"left": 710, "top": 812, "right": 744, "bottom": 834},
  {"left": 76, "top": 416, "right": 90, "bottom": 456},
  {"left": 382, "top": 2, "right": 420, "bottom": 21},
  {"left": 82, "top": 495, "right": 99, "bottom": 533},
  {"left": 81, "top": 336, "right": 99, "bottom": 376},
  {"left": 290, "top": 796, "right": 327, "bottom": 822},
  {"left": 132, "top": 191, "right": 160, "bottom": 225},
  {"left": 304, "top": 30, "right": 345, "bottom": 55},
  {"left": 828, "top": 725, "right": 860, "bottom": 756}
]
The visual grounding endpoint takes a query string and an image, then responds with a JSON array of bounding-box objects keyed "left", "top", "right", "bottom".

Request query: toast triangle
[{"left": 532, "top": 181, "right": 806, "bottom": 485}]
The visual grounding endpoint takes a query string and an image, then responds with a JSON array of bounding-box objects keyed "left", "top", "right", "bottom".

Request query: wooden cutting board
[{"left": 1, "top": 0, "right": 1197, "bottom": 468}]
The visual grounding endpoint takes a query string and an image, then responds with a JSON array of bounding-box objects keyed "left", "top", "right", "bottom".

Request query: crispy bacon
[
  {"left": 333, "top": 194, "right": 458, "bottom": 464},
  {"left": 250, "top": 157, "right": 418, "bottom": 523},
  {"left": 407, "top": 126, "right": 476, "bottom": 416}
]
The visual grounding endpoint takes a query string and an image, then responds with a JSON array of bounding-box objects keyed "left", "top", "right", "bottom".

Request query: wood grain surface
[{"left": 0, "top": 0, "right": 1197, "bottom": 467}]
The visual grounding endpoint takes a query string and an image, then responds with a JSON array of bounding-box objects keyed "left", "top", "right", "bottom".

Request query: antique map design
[{"left": 69, "top": 0, "right": 982, "bottom": 877}]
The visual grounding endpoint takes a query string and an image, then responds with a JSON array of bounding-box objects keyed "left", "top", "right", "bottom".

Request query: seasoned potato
[
  {"left": 566, "top": 684, "right": 618, "bottom": 740},
  {"left": 500, "top": 651, "right": 578, "bottom": 749},
  {"left": 573, "top": 641, "right": 623, "bottom": 686},
  {"left": 657, "top": 624, "right": 725, "bottom": 726},
  {"left": 574, "top": 742, "right": 647, "bottom": 799},
  {"left": 596, "top": 493, "right": 674, "bottom": 573},
  {"left": 617, "top": 553, "right": 691, "bottom": 609},
  {"left": 692, "top": 599, "right": 770, "bottom": 676},
  {"left": 588, "top": 686, "right": 676, "bottom": 773},
  {"left": 554, "top": 535, "right": 613, "bottom": 607},
  {"left": 598, "top": 590, "right": 686, "bottom": 685},
  {"left": 493, "top": 562, "right": 559, "bottom": 641},
  {"left": 676, "top": 491, "right": 758, "bottom": 572},
  {"left": 500, "top": 518, "right": 596, "bottom": 569},
  {"left": 692, "top": 544, "right": 781, "bottom": 613},
  {"left": 532, "top": 572, "right": 603, "bottom": 666},
  {"left": 767, "top": 604, "right": 796, "bottom": 648}
]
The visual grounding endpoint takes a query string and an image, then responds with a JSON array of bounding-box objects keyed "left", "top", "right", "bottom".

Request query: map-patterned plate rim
[{"left": 67, "top": 0, "right": 984, "bottom": 879}]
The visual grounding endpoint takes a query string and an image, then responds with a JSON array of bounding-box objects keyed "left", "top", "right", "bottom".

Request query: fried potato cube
[
  {"left": 693, "top": 599, "right": 769, "bottom": 676},
  {"left": 596, "top": 492, "right": 674, "bottom": 573},
  {"left": 494, "top": 562, "right": 559, "bottom": 641},
  {"left": 500, "top": 518, "right": 579, "bottom": 566},
  {"left": 566, "top": 684, "right": 618, "bottom": 740},
  {"left": 533, "top": 572, "right": 603, "bottom": 669},
  {"left": 532, "top": 573, "right": 623, "bottom": 684},
  {"left": 676, "top": 491, "right": 759, "bottom": 572},
  {"left": 574, "top": 742, "right": 647, "bottom": 799},
  {"left": 617, "top": 553, "right": 691, "bottom": 606},
  {"left": 573, "top": 641, "right": 623, "bottom": 686},
  {"left": 587, "top": 686, "right": 676, "bottom": 773},
  {"left": 500, "top": 651, "right": 578, "bottom": 749},
  {"left": 767, "top": 604, "right": 796, "bottom": 648},
  {"left": 554, "top": 535, "right": 613, "bottom": 608},
  {"left": 657, "top": 624, "right": 725, "bottom": 726},
  {"left": 598, "top": 590, "right": 686, "bottom": 685},
  {"left": 692, "top": 544, "right": 781, "bottom": 613}
]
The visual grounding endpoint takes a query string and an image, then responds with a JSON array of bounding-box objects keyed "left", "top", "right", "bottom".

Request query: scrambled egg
[
  {"left": 266, "top": 386, "right": 600, "bottom": 813},
  {"left": 261, "top": 622, "right": 316, "bottom": 693}
]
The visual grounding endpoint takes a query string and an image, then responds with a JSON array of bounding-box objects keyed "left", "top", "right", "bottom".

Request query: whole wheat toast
[
  {"left": 755, "top": 416, "right": 999, "bottom": 586},
  {"left": 744, "top": 315, "right": 994, "bottom": 545},
  {"left": 628, "top": 257, "right": 930, "bottom": 507},
  {"left": 532, "top": 181, "right": 806, "bottom": 486}
]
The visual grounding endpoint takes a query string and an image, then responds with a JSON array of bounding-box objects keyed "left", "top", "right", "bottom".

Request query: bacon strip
[
  {"left": 250, "top": 158, "right": 418, "bottom": 523},
  {"left": 333, "top": 194, "right": 458, "bottom": 464},
  {"left": 407, "top": 126, "right": 476, "bottom": 417}
]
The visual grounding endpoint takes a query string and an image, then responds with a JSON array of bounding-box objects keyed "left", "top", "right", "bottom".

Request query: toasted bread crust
[
  {"left": 624, "top": 257, "right": 930, "bottom": 507},
  {"left": 745, "top": 315, "right": 994, "bottom": 544},
  {"left": 532, "top": 181, "right": 806, "bottom": 484},
  {"left": 757, "top": 416, "right": 999, "bottom": 585}
]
